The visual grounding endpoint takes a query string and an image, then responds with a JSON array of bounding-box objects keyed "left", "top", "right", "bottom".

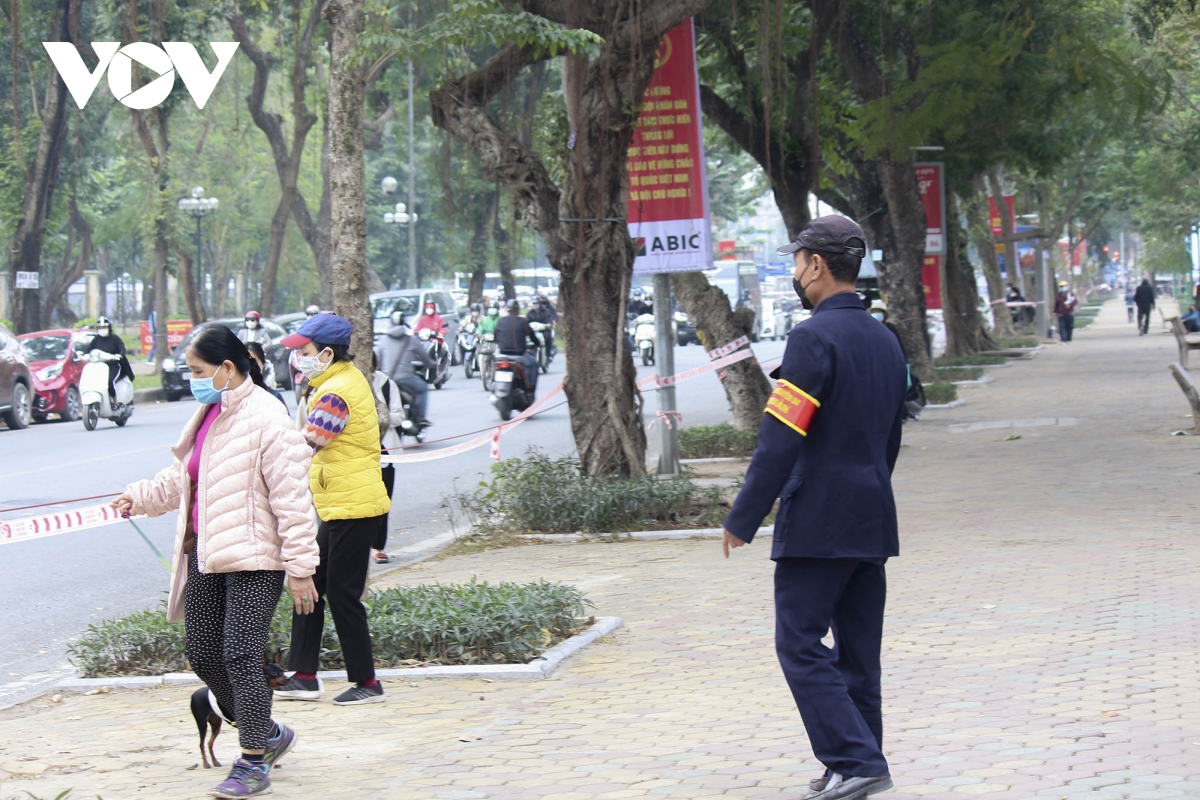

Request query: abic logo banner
[{"left": 42, "top": 42, "right": 239, "bottom": 110}]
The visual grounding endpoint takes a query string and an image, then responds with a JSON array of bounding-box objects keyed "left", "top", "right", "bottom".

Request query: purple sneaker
[
  {"left": 263, "top": 723, "right": 296, "bottom": 770},
  {"left": 211, "top": 758, "right": 271, "bottom": 798}
]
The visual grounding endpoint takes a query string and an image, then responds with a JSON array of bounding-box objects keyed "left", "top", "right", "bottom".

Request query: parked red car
[{"left": 18, "top": 328, "right": 95, "bottom": 423}]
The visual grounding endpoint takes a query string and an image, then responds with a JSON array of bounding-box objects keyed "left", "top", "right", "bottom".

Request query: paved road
[{"left": 0, "top": 337, "right": 786, "bottom": 708}]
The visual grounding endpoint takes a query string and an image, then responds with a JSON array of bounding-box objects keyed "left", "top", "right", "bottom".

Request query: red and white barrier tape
[
  {"left": 707, "top": 335, "right": 750, "bottom": 360},
  {"left": 0, "top": 503, "right": 128, "bottom": 546}
]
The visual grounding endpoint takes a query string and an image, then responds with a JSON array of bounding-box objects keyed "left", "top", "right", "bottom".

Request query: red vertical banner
[
  {"left": 988, "top": 195, "right": 1016, "bottom": 236},
  {"left": 923, "top": 255, "right": 942, "bottom": 310},
  {"left": 627, "top": 20, "right": 711, "bottom": 274},
  {"left": 914, "top": 163, "right": 945, "bottom": 255}
]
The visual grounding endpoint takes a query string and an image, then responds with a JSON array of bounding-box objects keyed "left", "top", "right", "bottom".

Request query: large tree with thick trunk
[
  {"left": 432, "top": 1, "right": 703, "bottom": 477},
  {"left": 322, "top": 0, "right": 374, "bottom": 374},
  {"left": 7, "top": 0, "right": 79, "bottom": 334}
]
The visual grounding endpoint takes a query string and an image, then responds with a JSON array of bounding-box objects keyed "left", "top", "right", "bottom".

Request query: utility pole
[
  {"left": 407, "top": 58, "right": 417, "bottom": 290},
  {"left": 653, "top": 272, "right": 680, "bottom": 475}
]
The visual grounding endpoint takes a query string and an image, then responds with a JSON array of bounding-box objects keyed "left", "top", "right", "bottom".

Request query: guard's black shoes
[{"left": 809, "top": 772, "right": 893, "bottom": 798}]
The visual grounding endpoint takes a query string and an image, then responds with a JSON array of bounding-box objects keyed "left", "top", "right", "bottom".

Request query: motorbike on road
[
  {"left": 634, "top": 313, "right": 656, "bottom": 366},
  {"left": 529, "top": 321, "right": 553, "bottom": 374},
  {"left": 417, "top": 327, "right": 451, "bottom": 389},
  {"left": 79, "top": 351, "right": 134, "bottom": 431},
  {"left": 458, "top": 323, "right": 479, "bottom": 380},
  {"left": 490, "top": 353, "right": 533, "bottom": 421},
  {"left": 477, "top": 333, "right": 497, "bottom": 391}
]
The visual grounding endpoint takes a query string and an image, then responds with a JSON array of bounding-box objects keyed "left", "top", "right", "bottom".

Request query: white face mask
[
  {"left": 871, "top": 312, "right": 885, "bottom": 322},
  {"left": 246, "top": 320, "right": 259, "bottom": 330},
  {"left": 297, "top": 349, "right": 332, "bottom": 380}
]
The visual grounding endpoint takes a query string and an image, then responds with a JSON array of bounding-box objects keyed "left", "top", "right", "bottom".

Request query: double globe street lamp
[
  {"left": 382, "top": 176, "right": 418, "bottom": 287},
  {"left": 177, "top": 186, "right": 219, "bottom": 309}
]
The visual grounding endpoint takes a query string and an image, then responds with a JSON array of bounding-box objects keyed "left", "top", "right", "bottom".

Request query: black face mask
[{"left": 793, "top": 275, "right": 815, "bottom": 311}]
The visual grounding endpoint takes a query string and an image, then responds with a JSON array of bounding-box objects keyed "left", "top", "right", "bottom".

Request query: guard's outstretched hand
[{"left": 722, "top": 529, "right": 747, "bottom": 558}]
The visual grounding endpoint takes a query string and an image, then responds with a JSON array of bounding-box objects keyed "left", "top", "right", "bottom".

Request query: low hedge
[
  {"left": 935, "top": 354, "right": 1007, "bottom": 367},
  {"left": 68, "top": 579, "right": 591, "bottom": 677},
  {"left": 933, "top": 366, "right": 984, "bottom": 382},
  {"left": 994, "top": 337, "right": 1039, "bottom": 349},
  {"left": 925, "top": 382, "right": 958, "bottom": 405},
  {"left": 445, "top": 448, "right": 728, "bottom": 534},
  {"left": 679, "top": 423, "right": 758, "bottom": 458}
]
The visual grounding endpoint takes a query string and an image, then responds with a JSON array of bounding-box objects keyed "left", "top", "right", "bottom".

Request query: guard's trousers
[{"left": 774, "top": 557, "right": 889, "bottom": 777}]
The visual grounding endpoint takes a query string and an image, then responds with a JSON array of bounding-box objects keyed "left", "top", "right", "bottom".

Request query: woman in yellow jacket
[{"left": 275, "top": 314, "right": 391, "bottom": 706}]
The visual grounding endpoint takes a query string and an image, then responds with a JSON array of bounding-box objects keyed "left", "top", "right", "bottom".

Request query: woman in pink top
[{"left": 112, "top": 325, "right": 319, "bottom": 799}]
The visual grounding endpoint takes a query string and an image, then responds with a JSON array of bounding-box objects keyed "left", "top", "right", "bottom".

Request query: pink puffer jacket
[{"left": 126, "top": 377, "right": 319, "bottom": 622}]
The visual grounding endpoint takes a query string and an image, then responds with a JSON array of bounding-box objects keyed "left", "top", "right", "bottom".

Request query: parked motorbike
[
  {"left": 490, "top": 352, "right": 533, "bottom": 421},
  {"left": 529, "top": 321, "right": 553, "bottom": 374},
  {"left": 458, "top": 323, "right": 479, "bottom": 379},
  {"left": 634, "top": 313, "right": 656, "bottom": 366},
  {"left": 79, "top": 351, "right": 133, "bottom": 431},
  {"left": 416, "top": 327, "right": 451, "bottom": 389},
  {"left": 477, "top": 333, "right": 497, "bottom": 391}
]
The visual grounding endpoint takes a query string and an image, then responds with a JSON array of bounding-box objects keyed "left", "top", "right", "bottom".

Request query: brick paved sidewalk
[{"left": 2, "top": 300, "right": 1199, "bottom": 799}]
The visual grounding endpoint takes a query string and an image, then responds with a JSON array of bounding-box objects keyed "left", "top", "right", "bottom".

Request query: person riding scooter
[
  {"left": 238, "top": 311, "right": 272, "bottom": 346},
  {"left": 527, "top": 296, "right": 557, "bottom": 358},
  {"left": 495, "top": 299, "right": 539, "bottom": 397},
  {"left": 413, "top": 301, "right": 447, "bottom": 336},
  {"left": 87, "top": 316, "right": 134, "bottom": 404},
  {"left": 375, "top": 312, "right": 436, "bottom": 428},
  {"left": 478, "top": 301, "right": 501, "bottom": 336}
]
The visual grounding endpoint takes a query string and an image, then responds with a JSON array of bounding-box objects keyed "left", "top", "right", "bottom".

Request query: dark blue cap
[
  {"left": 777, "top": 215, "right": 867, "bottom": 258},
  {"left": 280, "top": 312, "right": 353, "bottom": 348}
]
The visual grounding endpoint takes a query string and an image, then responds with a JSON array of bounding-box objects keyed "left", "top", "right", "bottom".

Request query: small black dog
[{"left": 190, "top": 662, "right": 288, "bottom": 768}]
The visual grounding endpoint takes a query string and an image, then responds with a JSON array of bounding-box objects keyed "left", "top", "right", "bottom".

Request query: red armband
[{"left": 764, "top": 379, "right": 820, "bottom": 437}]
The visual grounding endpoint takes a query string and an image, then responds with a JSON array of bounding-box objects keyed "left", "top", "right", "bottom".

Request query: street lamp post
[
  {"left": 382, "top": 178, "right": 418, "bottom": 287},
  {"left": 176, "top": 186, "right": 219, "bottom": 312}
]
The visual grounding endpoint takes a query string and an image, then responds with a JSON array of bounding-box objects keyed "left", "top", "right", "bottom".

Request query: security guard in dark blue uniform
[{"left": 723, "top": 216, "right": 906, "bottom": 800}]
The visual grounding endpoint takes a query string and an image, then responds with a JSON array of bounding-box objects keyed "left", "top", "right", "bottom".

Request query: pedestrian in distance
[
  {"left": 110, "top": 323, "right": 319, "bottom": 799},
  {"left": 1124, "top": 284, "right": 1135, "bottom": 323},
  {"left": 1134, "top": 278, "right": 1156, "bottom": 336},
  {"left": 375, "top": 311, "right": 436, "bottom": 428},
  {"left": 722, "top": 216, "right": 906, "bottom": 800},
  {"left": 370, "top": 351, "right": 406, "bottom": 564},
  {"left": 1054, "top": 281, "right": 1078, "bottom": 343},
  {"left": 244, "top": 342, "right": 287, "bottom": 408},
  {"left": 276, "top": 313, "right": 391, "bottom": 706}
]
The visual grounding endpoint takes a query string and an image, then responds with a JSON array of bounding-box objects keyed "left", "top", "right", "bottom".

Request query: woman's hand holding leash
[
  {"left": 111, "top": 493, "right": 135, "bottom": 518},
  {"left": 288, "top": 576, "right": 319, "bottom": 614}
]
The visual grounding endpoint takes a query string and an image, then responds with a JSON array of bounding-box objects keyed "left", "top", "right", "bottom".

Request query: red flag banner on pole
[{"left": 627, "top": 19, "right": 711, "bottom": 275}]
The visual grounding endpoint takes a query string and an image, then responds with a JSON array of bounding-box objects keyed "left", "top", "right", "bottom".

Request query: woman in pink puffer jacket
[{"left": 113, "top": 324, "right": 318, "bottom": 799}]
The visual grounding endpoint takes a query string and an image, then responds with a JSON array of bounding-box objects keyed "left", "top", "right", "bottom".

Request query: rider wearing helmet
[
  {"left": 526, "top": 295, "right": 558, "bottom": 358},
  {"left": 495, "top": 298, "right": 539, "bottom": 395},
  {"left": 478, "top": 301, "right": 501, "bottom": 336},
  {"left": 238, "top": 310, "right": 272, "bottom": 347},
  {"left": 412, "top": 301, "right": 447, "bottom": 337},
  {"left": 305, "top": 304, "right": 321, "bottom": 317},
  {"left": 86, "top": 316, "right": 134, "bottom": 404},
  {"left": 627, "top": 288, "right": 652, "bottom": 316},
  {"left": 375, "top": 312, "right": 435, "bottom": 427}
]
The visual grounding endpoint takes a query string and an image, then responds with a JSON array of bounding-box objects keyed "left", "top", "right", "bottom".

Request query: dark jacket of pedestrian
[
  {"left": 1134, "top": 280, "right": 1156, "bottom": 311},
  {"left": 375, "top": 323, "right": 435, "bottom": 382}
]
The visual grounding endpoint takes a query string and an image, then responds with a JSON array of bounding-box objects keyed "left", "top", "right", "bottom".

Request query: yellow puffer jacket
[{"left": 306, "top": 360, "right": 391, "bottom": 521}]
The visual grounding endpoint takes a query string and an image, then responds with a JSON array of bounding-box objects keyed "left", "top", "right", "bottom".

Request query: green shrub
[
  {"left": 933, "top": 366, "right": 984, "bottom": 382},
  {"left": 935, "top": 354, "right": 1007, "bottom": 367},
  {"left": 69, "top": 579, "right": 591, "bottom": 677},
  {"left": 445, "top": 448, "right": 728, "bottom": 535},
  {"left": 994, "top": 337, "right": 1038, "bottom": 349},
  {"left": 0, "top": 318, "right": 11, "bottom": 331},
  {"left": 679, "top": 423, "right": 758, "bottom": 458},
  {"left": 924, "top": 382, "right": 958, "bottom": 405}
]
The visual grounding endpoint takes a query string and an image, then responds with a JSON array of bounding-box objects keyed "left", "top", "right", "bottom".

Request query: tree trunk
[
  {"left": 7, "top": 0, "right": 76, "bottom": 333},
  {"left": 41, "top": 192, "right": 92, "bottom": 328},
  {"left": 671, "top": 271, "right": 771, "bottom": 428},
  {"left": 941, "top": 192, "right": 997, "bottom": 357},
  {"left": 468, "top": 191, "right": 494, "bottom": 303},
  {"left": 323, "top": 0, "right": 372, "bottom": 375},
  {"left": 986, "top": 170, "right": 1024, "bottom": 334},
  {"left": 432, "top": 2, "right": 703, "bottom": 476},
  {"left": 876, "top": 159, "right": 932, "bottom": 378},
  {"left": 491, "top": 190, "right": 516, "bottom": 301},
  {"left": 966, "top": 178, "right": 1015, "bottom": 338}
]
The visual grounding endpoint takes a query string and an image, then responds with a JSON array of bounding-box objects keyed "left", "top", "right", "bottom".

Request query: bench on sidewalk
[
  {"left": 1169, "top": 362, "right": 1200, "bottom": 431},
  {"left": 1168, "top": 317, "right": 1200, "bottom": 368},
  {"left": 1160, "top": 298, "right": 1181, "bottom": 331}
]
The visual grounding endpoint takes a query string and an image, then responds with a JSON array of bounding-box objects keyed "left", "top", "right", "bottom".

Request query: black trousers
[
  {"left": 774, "top": 557, "right": 889, "bottom": 778},
  {"left": 372, "top": 465, "right": 395, "bottom": 552},
  {"left": 287, "top": 515, "right": 384, "bottom": 683},
  {"left": 185, "top": 544, "right": 284, "bottom": 750},
  {"left": 1057, "top": 314, "right": 1074, "bottom": 342},
  {"left": 1137, "top": 307, "right": 1152, "bottom": 334}
]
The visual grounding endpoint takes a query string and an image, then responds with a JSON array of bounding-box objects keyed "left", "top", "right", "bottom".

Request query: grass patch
[
  {"left": 925, "top": 382, "right": 958, "bottom": 405},
  {"left": 132, "top": 374, "right": 160, "bottom": 390},
  {"left": 444, "top": 448, "right": 728, "bottom": 535},
  {"left": 679, "top": 423, "right": 757, "bottom": 459},
  {"left": 935, "top": 354, "right": 1007, "bottom": 367},
  {"left": 934, "top": 367, "right": 984, "bottom": 382},
  {"left": 994, "top": 336, "right": 1038, "bottom": 349},
  {"left": 68, "top": 579, "right": 592, "bottom": 677}
]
